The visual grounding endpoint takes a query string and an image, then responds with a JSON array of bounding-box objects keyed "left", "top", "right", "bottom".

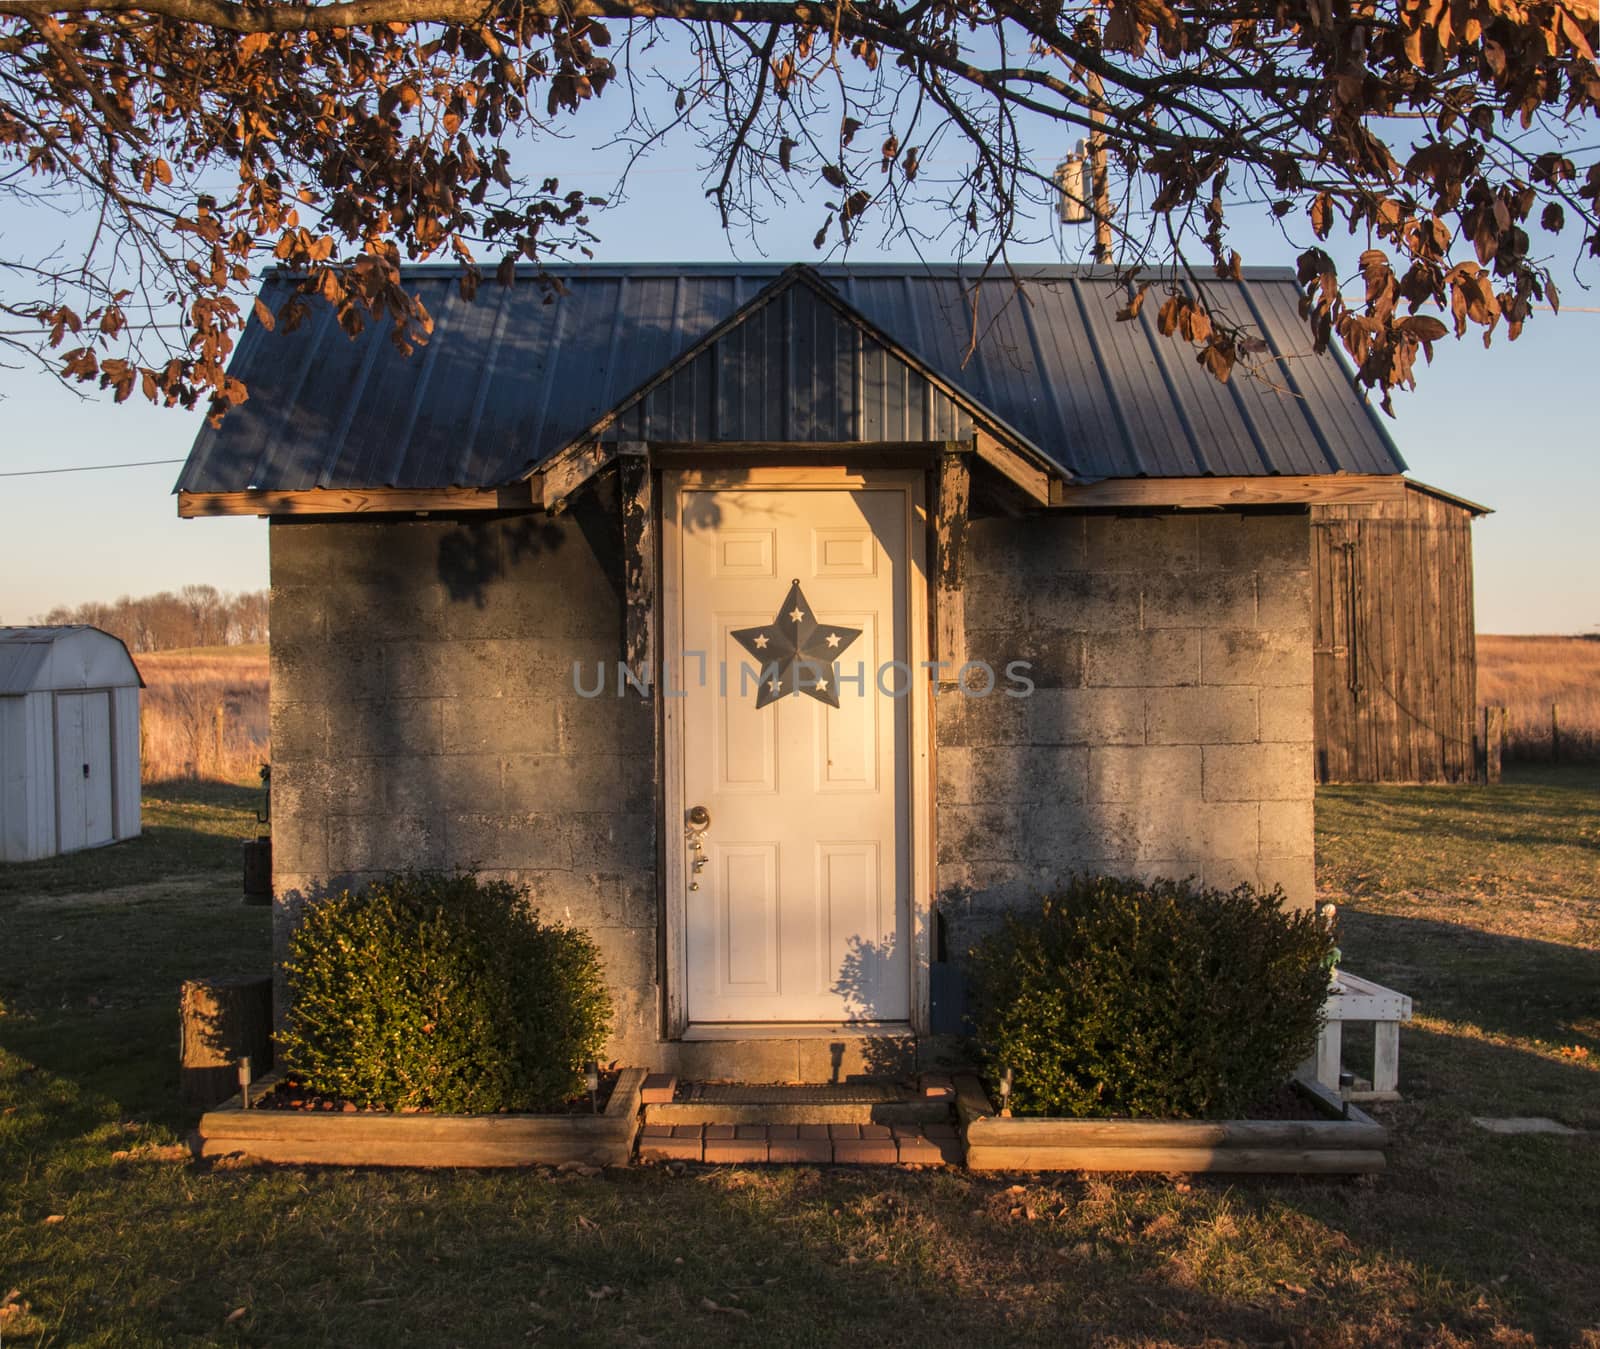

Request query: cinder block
[
  {"left": 1202, "top": 743, "right": 1314, "bottom": 802},
  {"left": 1201, "top": 630, "right": 1312, "bottom": 688},
  {"left": 964, "top": 630, "right": 1084, "bottom": 691},
  {"left": 1203, "top": 858, "right": 1261, "bottom": 894},
  {"left": 327, "top": 813, "right": 440, "bottom": 872},
  {"left": 1087, "top": 746, "right": 1201, "bottom": 803},
  {"left": 385, "top": 753, "right": 503, "bottom": 817},
  {"left": 1259, "top": 800, "right": 1316, "bottom": 858},
  {"left": 936, "top": 805, "right": 1024, "bottom": 865},
  {"left": 1084, "top": 515, "right": 1200, "bottom": 572},
  {"left": 444, "top": 813, "right": 571, "bottom": 871},
  {"left": 1134, "top": 800, "right": 1258, "bottom": 862},
  {"left": 1022, "top": 801, "right": 1140, "bottom": 871},
  {"left": 564, "top": 813, "right": 656, "bottom": 872},
  {"left": 1260, "top": 857, "right": 1317, "bottom": 909},
  {"left": 1139, "top": 573, "right": 1256, "bottom": 630},
  {"left": 383, "top": 639, "right": 508, "bottom": 700},
  {"left": 325, "top": 580, "right": 445, "bottom": 643},
  {"left": 964, "top": 571, "right": 1029, "bottom": 633},
  {"left": 332, "top": 699, "right": 443, "bottom": 758},
  {"left": 1146, "top": 687, "right": 1259, "bottom": 745},
  {"left": 270, "top": 639, "right": 342, "bottom": 703},
  {"left": 1084, "top": 631, "right": 1201, "bottom": 688},
  {"left": 1024, "top": 689, "right": 1146, "bottom": 746},
  {"left": 270, "top": 701, "right": 329, "bottom": 762},
  {"left": 558, "top": 696, "right": 653, "bottom": 757},
  {"left": 443, "top": 698, "right": 559, "bottom": 755},
  {"left": 267, "top": 586, "right": 328, "bottom": 643},
  {"left": 1028, "top": 573, "right": 1142, "bottom": 633},
  {"left": 1256, "top": 570, "right": 1312, "bottom": 630},
  {"left": 1259, "top": 686, "right": 1313, "bottom": 742},
  {"left": 966, "top": 515, "right": 1085, "bottom": 576},
  {"left": 1197, "top": 513, "right": 1309, "bottom": 572},
  {"left": 936, "top": 861, "right": 1034, "bottom": 916}
]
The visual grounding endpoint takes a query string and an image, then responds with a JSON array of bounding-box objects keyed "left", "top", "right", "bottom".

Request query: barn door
[
  {"left": 55, "top": 691, "right": 114, "bottom": 852},
  {"left": 668, "top": 474, "right": 919, "bottom": 1028}
]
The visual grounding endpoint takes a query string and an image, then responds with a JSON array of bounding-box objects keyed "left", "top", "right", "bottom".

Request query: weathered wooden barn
[
  {"left": 1311, "top": 481, "right": 1489, "bottom": 784},
  {"left": 175, "top": 262, "right": 1449, "bottom": 1076},
  {"left": 0, "top": 625, "right": 143, "bottom": 860}
]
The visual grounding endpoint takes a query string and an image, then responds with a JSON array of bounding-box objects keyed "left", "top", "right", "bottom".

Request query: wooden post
[
  {"left": 1086, "top": 68, "right": 1114, "bottom": 264},
  {"left": 213, "top": 703, "right": 225, "bottom": 776},
  {"left": 1372, "top": 1022, "right": 1400, "bottom": 1097},
  {"left": 1552, "top": 701, "right": 1560, "bottom": 762},
  {"left": 1315, "top": 1019, "right": 1343, "bottom": 1093},
  {"left": 180, "top": 976, "right": 273, "bottom": 1107},
  {"left": 618, "top": 443, "right": 655, "bottom": 690},
  {"left": 1484, "top": 705, "right": 1504, "bottom": 783},
  {"left": 934, "top": 449, "right": 972, "bottom": 683}
]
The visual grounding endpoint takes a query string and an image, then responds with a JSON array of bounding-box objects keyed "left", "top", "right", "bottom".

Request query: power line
[{"left": 0, "top": 456, "right": 185, "bottom": 478}]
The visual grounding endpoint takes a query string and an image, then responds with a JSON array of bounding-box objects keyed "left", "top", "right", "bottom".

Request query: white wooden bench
[{"left": 1314, "top": 971, "right": 1414, "bottom": 1102}]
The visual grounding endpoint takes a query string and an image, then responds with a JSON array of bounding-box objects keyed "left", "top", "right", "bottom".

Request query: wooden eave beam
[
  {"left": 178, "top": 483, "right": 540, "bottom": 518},
  {"left": 1047, "top": 474, "right": 1410, "bottom": 510}
]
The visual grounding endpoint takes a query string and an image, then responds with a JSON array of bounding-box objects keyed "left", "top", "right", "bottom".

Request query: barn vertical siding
[
  {"left": 1311, "top": 491, "right": 1478, "bottom": 783},
  {"left": 112, "top": 684, "right": 142, "bottom": 840},
  {"left": 937, "top": 510, "right": 1316, "bottom": 958},
  {"left": 0, "top": 691, "right": 58, "bottom": 861},
  {"left": 267, "top": 484, "right": 660, "bottom": 1063}
]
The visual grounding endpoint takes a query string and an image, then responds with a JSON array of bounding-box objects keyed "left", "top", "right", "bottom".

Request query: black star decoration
[{"left": 731, "top": 579, "right": 862, "bottom": 709}]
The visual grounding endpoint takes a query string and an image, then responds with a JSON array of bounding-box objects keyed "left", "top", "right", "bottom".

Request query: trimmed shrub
[
  {"left": 966, "top": 874, "right": 1332, "bottom": 1119},
  {"left": 276, "top": 872, "right": 612, "bottom": 1112}
]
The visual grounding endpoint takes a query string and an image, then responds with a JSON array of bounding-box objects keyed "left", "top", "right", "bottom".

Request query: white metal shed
[{"left": 0, "top": 626, "right": 143, "bottom": 861}]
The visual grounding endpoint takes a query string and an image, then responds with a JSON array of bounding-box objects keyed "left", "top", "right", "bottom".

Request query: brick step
[
  {"left": 643, "top": 1099, "right": 948, "bottom": 1126},
  {"left": 639, "top": 1121, "right": 963, "bottom": 1166}
]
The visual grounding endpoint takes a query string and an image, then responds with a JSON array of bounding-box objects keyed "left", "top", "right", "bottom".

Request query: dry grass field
[
  {"left": 1478, "top": 634, "right": 1600, "bottom": 762},
  {"left": 134, "top": 643, "right": 269, "bottom": 784}
]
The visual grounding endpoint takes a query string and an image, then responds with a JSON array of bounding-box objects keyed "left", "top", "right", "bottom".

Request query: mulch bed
[{"left": 251, "top": 1069, "right": 620, "bottom": 1117}]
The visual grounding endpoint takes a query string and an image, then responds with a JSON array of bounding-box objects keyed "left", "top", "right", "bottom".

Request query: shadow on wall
[{"left": 437, "top": 514, "right": 567, "bottom": 608}]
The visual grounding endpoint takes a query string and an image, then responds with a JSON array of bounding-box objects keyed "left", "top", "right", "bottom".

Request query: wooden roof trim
[
  {"left": 177, "top": 483, "right": 540, "bottom": 518},
  {"left": 1400, "top": 477, "right": 1493, "bottom": 516},
  {"left": 1048, "top": 474, "right": 1411, "bottom": 509}
]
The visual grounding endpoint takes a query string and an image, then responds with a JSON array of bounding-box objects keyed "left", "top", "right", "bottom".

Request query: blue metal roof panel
[{"left": 177, "top": 263, "right": 1407, "bottom": 492}]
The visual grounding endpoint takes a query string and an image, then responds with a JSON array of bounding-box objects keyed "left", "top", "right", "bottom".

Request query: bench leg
[
  {"left": 1316, "top": 1021, "right": 1342, "bottom": 1092},
  {"left": 1373, "top": 1021, "right": 1400, "bottom": 1095}
]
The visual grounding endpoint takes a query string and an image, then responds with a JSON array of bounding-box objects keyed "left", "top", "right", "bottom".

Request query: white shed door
[
  {"left": 677, "top": 484, "right": 911, "bottom": 1026},
  {"left": 56, "top": 691, "right": 114, "bottom": 852}
]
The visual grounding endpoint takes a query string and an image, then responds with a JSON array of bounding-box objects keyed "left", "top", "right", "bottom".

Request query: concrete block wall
[
  {"left": 936, "top": 510, "right": 1315, "bottom": 954},
  {"left": 267, "top": 481, "right": 660, "bottom": 1062}
]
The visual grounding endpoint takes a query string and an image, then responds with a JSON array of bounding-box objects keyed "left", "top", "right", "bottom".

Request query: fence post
[
  {"left": 213, "top": 702, "right": 225, "bottom": 776},
  {"left": 1552, "top": 701, "right": 1560, "bottom": 763},
  {"left": 1485, "top": 705, "right": 1503, "bottom": 784}
]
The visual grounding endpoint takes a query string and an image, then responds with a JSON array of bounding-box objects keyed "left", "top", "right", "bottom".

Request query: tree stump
[{"left": 180, "top": 976, "right": 273, "bottom": 1108}]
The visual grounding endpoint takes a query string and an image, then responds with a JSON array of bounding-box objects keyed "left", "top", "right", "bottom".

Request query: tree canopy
[{"left": 2, "top": 0, "right": 1596, "bottom": 423}]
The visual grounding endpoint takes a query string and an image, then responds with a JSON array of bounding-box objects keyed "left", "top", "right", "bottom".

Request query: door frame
[{"left": 660, "top": 466, "right": 933, "bottom": 1040}]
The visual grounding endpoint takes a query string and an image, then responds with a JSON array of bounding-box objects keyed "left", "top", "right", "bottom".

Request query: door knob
[{"left": 687, "top": 805, "right": 710, "bottom": 831}]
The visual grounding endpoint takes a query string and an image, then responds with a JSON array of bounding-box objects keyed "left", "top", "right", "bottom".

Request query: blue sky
[{"left": 1, "top": 68, "right": 1595, "bottom": 634}]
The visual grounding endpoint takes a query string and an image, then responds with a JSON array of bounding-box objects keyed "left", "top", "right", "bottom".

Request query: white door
[
  {"left": 55, "top": 691, "right": 114, "bottom": 853},
  {"left": 675, "top": 481, "right": 913, "bottom": 1026}
]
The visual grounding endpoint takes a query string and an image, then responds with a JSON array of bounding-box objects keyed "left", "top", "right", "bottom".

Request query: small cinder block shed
[
  {"left": 0, "top": 625, "right": 143, "bottom": 861},
  {"left": 175, "top": 262, "right": 1449, "bottom": 1078}
]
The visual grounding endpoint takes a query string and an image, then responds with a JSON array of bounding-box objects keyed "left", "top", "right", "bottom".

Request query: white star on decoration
[
  {"left": 789, "top": 606, "right": 807, "bottom": 623},
  {"left": 825, "top": 632, "right": 841, "bottom": 649}
]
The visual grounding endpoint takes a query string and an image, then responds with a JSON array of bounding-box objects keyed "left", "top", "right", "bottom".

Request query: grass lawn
[{"left": 2, "top": 773, "right": 1597, "bottom": 1346}]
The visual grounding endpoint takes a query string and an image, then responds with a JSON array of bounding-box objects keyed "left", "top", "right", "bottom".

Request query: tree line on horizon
[{"left": 27, "top": 586, "right": 268, "bottom": 654}]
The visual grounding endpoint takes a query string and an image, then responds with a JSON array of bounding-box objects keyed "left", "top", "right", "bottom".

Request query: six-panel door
[{"left": 678, "top": 486, "right": 912, "bottom": 1025}]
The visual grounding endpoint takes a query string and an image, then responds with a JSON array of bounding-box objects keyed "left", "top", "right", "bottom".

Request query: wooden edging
[
  {"left": 195, "top": 1068, "right": 647, "bottom": 1168},
  {"left": 954, "top": 1074, "right": 1387, "bottom": 1175}
]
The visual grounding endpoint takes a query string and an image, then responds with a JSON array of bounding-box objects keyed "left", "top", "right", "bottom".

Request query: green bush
[
  {"left": 966, "top": 874, "right": 1332, "bottom": 1119},
  {"left": 276, "top": 872, "right": 612, "bottom": 1112}
]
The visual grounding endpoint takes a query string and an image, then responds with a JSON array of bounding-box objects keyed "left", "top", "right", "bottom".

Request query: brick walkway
[{"left": 639, "top": 1121, "right": 962, "bottom": 1165}]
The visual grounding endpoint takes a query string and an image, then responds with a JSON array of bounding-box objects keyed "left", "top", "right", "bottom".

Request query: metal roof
[
  {"left": 177, "top": 263, "right": 1406, "bottom": 493},
  {"left": 0, "top": 627, "right": 144, "bottom": 694}
]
